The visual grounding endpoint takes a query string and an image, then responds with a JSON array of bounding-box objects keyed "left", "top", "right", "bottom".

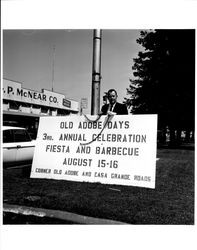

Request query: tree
[{"left": 125, "top": 30, "right": 195, "bottom": 145}]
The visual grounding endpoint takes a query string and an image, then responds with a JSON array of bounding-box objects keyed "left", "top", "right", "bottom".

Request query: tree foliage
[{"left": 125, "top": 30, "right": 195, "bottom": 142}]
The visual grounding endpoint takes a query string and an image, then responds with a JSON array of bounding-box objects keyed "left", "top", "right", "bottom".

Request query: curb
[{"left": 3, "top": 203, "right": 127, "bottom": 225}]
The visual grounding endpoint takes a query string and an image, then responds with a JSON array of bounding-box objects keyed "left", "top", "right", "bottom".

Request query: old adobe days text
[{"left": 59, "top": 120, "right": 130, "bottom": 130}]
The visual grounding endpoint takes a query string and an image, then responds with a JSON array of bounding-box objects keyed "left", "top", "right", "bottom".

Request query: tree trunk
[
  {"left": 185, "top": 130, "right": 191, "bottom": 142},
  {"left": 176, "top": 129, "right": 182, "bottom": 145},
  {"left": 169, "top": 128, "right": 175, "bottom": 146}
]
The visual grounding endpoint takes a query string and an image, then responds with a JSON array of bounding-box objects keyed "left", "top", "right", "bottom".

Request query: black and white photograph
[
  {"left": 1, "top": 1, "right": 196, "bottom": 250},
  {"left": 2, "top": 28, "right": 195, "bottom": 223}
]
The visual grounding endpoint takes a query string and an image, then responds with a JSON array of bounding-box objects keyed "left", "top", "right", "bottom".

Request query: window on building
[
  {"left": 3, "top": 100, "right": 9, "bottom": 104},
  {"left": 32, "top": 104, "right": 40, "bottom": 109},
  {"left": 57, "top": 109, "right": 70, "bottom": 116},
  {"left": 9, "top": 101, "right": 19, "bottom": 110},
  {"left": 21, "top": 103, "right": 31, "bottom": 108},
  {"left": 41, "top": 106, "right": 49, "bottom": 113}
]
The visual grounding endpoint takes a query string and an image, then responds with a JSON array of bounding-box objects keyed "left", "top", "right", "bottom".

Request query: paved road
[{"left": 3, "top": 212, "right": 76, "bottom": 224}]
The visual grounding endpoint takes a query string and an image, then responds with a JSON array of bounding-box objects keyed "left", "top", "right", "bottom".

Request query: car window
[
  {"left": 13, "top": 129, "right": 32, "bottom": 142},
  {"left": 3, "top": 130, "right": 14, "bottom": 143}
]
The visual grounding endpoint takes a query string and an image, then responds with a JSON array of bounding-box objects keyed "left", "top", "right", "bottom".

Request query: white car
[{"left": 3, "top": 126, "right": 36, "bottom": 167}]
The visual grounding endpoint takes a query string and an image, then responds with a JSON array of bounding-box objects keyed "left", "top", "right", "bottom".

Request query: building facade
[{"left": 3, "top": 79, "right": 79, "bottom": 138}]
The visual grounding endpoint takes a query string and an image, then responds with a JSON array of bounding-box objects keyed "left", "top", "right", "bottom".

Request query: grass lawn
[{"left": 3, "top": 148, "right": 194, "bottom": 224}]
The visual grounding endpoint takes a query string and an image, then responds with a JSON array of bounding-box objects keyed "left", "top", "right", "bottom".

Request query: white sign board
[{"left": 31, "top": 114, "right": 157, "bottom": 188}]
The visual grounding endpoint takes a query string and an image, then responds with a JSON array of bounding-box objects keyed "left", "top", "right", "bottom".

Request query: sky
[{"left": 3, "top": 29, "right": 142, "bottom": 113}]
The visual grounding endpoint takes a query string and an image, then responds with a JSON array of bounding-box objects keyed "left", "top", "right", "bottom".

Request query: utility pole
[
  {"left": 52, "top": 45, "right": 55, "bottom": 92},
  {"left": 91, "top": 29, "right": 102, "bottom": 115}
]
